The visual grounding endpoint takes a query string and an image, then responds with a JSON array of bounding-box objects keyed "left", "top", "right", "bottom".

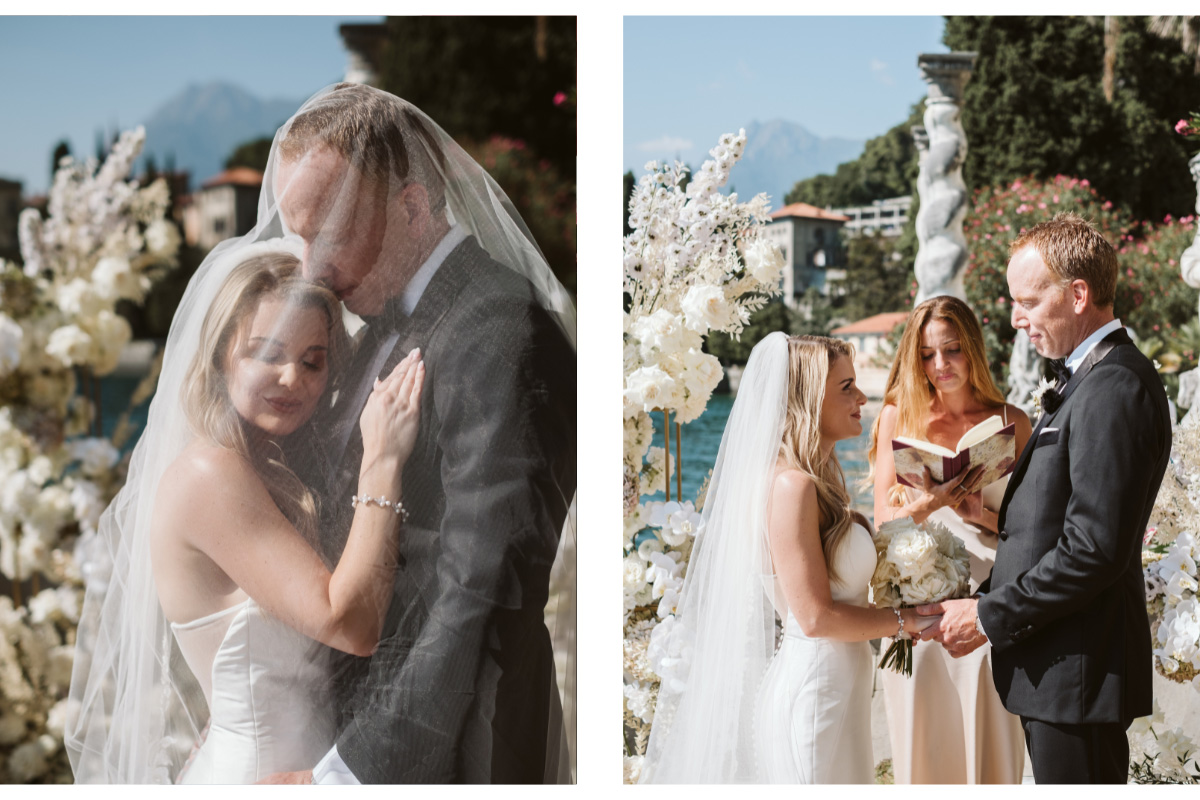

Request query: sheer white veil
[
  {"left": 65, "top": 83, "right": 576, "bottom": 783},
  {"left": 640, "top": 331, "right": 789, "bottom": 783}
]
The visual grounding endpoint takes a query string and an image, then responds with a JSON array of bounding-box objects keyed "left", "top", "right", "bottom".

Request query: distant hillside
[
  {"left": 731, "top": 119, "right": 864, "bottom": 210},
  {"left": 140, "top": 82, "right": 302, "bottom": 190}
]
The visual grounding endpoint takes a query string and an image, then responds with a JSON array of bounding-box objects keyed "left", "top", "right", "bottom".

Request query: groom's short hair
[
  {"left": 279, "top": 83, "right": 446, "bottom": 209},
  {"left": 1009, "top": 212, "right": 1117, "bottom": 307}
]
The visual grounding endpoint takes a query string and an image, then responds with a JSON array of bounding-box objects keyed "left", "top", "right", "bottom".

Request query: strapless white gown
[
  {"left": 170, "top": 598, "right": 335, "bottom": 783},
  {"left": 755, "top": 522, "right": 877, "bottom": 784}
]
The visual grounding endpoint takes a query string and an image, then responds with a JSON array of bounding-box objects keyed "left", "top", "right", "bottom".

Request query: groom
[
  {"left": 268, "top": 84, "right": 576, "bottom": 783},
  {"left": 918, "top": 213, "right": 1170, "bottom": 784}
]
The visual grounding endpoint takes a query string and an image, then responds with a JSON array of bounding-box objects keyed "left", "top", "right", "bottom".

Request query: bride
[
  {"left": 68, "top": 243, "right": 424, "bottom": 783},
  {"left": 640, "top": 332, "right": 937, "bottom": 784}
]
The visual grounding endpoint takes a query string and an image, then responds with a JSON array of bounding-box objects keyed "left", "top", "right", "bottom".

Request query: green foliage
[
  {"left": 224, "top": 136, "right": 273, "bottom": 173},
  {"left": 785, "top": 102, "right": 925, "bottom": 208},
  {"left": 943, "top": 15, "right": 1200, "bottom": 222},
  {"left": 839, "top": 231, "right": 915, "bottom": 322},
  {"left": 624, "top": 170, "right": 635, "bottom": 236},
  {"left": 791, "top": 288, "right": 838, "bottom": 337},
  {"left": 377, "top": 16, "right": 575, "bottom": 181}
]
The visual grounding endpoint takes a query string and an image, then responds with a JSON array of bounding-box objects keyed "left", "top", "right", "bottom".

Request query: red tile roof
[
  {"left": 831, "top": 311, "right": 909, "bottom": 335},
  {"left": 770, "top": 202, "right": 850, "bottom": 222},
  {"left": 201, "top": 167, "right": 263, "bottom": 189}
]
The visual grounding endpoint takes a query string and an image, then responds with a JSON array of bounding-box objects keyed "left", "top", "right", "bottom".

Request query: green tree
[
  {"left": 50, "top": 140, "right": 70, "bottom": 182},
  {"left": 623, "top": 170, "right": 635, "bottom": 236},
  {"left": 839, "top": 231, "right": 914, "bottom": 322},
  {"left": 785, "top": 102, "right": 925, "bottom": 208},
  {"left": 943, "top": 15, "right": 1200, "bottom": 222},
  {"left": 376, "top": 16, "right": 575, "bottom": 182},
  {"left": 224, "top": 136, "right": 273, "bottom": 173}
]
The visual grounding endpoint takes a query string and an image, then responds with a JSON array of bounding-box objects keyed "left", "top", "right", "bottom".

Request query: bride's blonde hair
[
  {"left": 182, "top": 252, "right": 351, "bottom": 544},
  {"left": 778, "top": 335, "right": 860, "bottom": 584}
]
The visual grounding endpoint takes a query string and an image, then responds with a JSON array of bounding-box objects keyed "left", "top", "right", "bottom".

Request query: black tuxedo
[
  {"left": 311, "top": 236, "right": 576, "bottom": 783},
  {"left": 978, "top": 327, "right": 1170, "bottom": 782}
]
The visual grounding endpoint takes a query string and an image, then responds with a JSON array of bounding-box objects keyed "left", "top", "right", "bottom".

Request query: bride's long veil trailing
[
  {"left": 640, "top": 331, "right": 790, "bottom": 783},
  {"left": 65, "top": 83, "right": 576, "bottom": 783}
]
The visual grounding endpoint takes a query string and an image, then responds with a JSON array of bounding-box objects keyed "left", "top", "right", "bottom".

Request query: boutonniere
[{"left": 1030, "top": 376, "right": 1062, "bottom": 417}]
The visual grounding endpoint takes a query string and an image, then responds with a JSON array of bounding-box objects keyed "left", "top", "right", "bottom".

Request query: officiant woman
[{"left": 867, "top": 295, "right": 1031, "bottom": 784}]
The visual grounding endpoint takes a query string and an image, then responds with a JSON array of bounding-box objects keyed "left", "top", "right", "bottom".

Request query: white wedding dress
[
  {"left": 756, "top": 522, "right": 877, "bottom": 784},
  {"left": 169, "top": 597, "right": 335, "bottom": 783}
]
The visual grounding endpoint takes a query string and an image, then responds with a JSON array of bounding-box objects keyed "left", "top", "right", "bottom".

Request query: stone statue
[{"left": 913, "top": 53, "right": 976, "bottom": 305}]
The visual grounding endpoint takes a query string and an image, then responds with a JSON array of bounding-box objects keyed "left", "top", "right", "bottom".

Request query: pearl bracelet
[
  {"left": 351, "top": 493, "right": 410, "bottom": 523},
  {"left": 892, "top": 607, "right": 910, "bottom": 641}
]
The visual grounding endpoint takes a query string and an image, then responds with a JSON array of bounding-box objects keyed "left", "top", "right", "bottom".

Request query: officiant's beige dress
[{"left": 879, "top": 478, "right": 1025, "bottom": 784}]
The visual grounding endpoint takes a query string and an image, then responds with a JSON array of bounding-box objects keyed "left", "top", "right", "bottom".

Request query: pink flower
[
  {"left": 1080, "top": 179, "right": 1090, "bottom": 187},
  {"left": 553, "top": 91, "right": 567, "bottom": 106},
  {"left": 1038, "top": 202, "right": 1047, "bottom": 210},
  {"left": 1177, "top": 119, "right": 1191, "bottom": 134}
]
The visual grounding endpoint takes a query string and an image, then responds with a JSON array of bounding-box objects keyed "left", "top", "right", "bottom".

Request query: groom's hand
[
  {"left": 257, "top": 769, "right": 313, "bottom": 784},
  {"left": 915, "top": 598, "right": 986, "bottom": 658}
]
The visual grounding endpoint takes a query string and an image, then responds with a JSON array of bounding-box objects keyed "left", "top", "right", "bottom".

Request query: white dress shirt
[
  {"left": 312, "top": 225, "right": 465, "bottom": 786},
  {"left": 1064, "top": 317, "right": 1123, "bottom": 376}
]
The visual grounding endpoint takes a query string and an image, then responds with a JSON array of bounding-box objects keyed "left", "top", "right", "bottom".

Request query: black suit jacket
[
  {"left": 978, "top": 328, "right": 1169, "bottom": 725},
  {"left": 313, "top": 236, "right": 576, "bottom": 782}
]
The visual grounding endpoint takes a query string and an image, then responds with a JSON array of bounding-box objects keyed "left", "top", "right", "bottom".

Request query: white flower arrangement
[
  {"left": 0, "top": 127, "right": 178, "bottom": 782},
  {"left": 1128, "top": 699, "right": 1200, "bottom": 783},
  {"left": 622, "top": 130, "right": 784, "bottom": 779},
  {"left": 870, "top": 516, "right": 971, "bottom": 675}
]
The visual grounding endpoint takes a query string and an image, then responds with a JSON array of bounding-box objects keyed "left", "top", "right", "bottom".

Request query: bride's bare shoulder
[
  {"left": 772, "top": 467, "right": 817, "bottom": 503},
  {"left": 158, "top": 443, "right": 257, "bottom": 508}
]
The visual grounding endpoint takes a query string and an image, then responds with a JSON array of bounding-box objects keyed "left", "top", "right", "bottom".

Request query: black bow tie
[{"left": 1048, "top": 358, "right": 1071, "bottom": 387}]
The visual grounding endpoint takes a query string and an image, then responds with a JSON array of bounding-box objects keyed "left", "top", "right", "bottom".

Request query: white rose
[
  {"left": 680, "top": 284, "right": 733, "bottom": 334},
  {"left": 629, "top": 308, "right": 702, "bottom": 360},
  {"left": 900, "top": 566, "right": 955, "bottom": 605},
  {"left": 623, "top": 555, "right": 648, "bottom": 593},
  {"left": 680, "top": 349, "right": 723, "bottom": 397},
  {"left": 92, "top": 256, "right": 144, "bottom": 303},
  {"left": 743, "top": 237, "right": 785, "bottom": 286},
  {"left": 45, "top": 324, "right": 94, "bottom": 368},
  {"left": 624, "top": 365, "right": 679, "bottom": 416},
  {"left": 0, "top": 313, "right": 22, "bottom": 376},
  {"left": 887, "top": 526, "right": 938, "bottom": 581}
]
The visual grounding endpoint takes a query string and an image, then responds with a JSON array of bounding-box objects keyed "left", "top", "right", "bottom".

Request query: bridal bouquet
[{"left": 870, "top": 516, "right": 971, "bottom": 676}]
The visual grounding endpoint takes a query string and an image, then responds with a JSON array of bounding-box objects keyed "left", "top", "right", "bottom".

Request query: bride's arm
[
  {"left": 770, "top": 469, "right": 927, "bottom": 642},
  {"left": 162, "top": 354, "right": 424, "bottom": 657}
]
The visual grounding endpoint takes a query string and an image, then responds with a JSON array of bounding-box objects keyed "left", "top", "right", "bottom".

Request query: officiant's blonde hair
[
  {"left": 779, "top": 335, "right": 862, "bottom": 584},
  {"left": 866, "top": 296, "right": 1006, "bottom": 493},
  {"left": 182, "top": 253, "right": 350, "bottom": 544}
]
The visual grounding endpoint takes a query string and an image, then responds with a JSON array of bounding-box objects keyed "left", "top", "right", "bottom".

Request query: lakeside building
[{"left": 764, "top": 202, "right": 849, "bottom": 307}]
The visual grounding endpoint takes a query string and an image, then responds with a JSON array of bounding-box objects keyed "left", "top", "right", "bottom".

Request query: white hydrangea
[
  {"left": 144, "top": 218, "right": 181, "bottom": 257},
  {"left": 55, "top": 278, "right": 107, "bottom": 318}
]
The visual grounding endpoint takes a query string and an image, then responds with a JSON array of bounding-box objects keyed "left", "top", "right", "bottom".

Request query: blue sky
[
  {"left": 624, "top": 16, "right": 949, "bottom": 174},
  {"left": 0, "top": 16, "right": 383, "bottom": 194}
]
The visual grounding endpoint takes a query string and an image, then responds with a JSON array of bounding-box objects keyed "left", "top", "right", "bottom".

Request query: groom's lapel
[{"left": 998, "top": 328, "right": 1129, "bottom": 528}]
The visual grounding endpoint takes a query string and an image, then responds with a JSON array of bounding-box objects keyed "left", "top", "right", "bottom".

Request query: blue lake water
[{"left": 645, "top": 393, "right": 878, "bottom": 525}]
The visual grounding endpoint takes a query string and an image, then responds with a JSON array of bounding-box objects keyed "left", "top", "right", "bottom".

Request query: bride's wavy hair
[
  {"left": 182, "top": 252, "right": 351, "bottom": 543},
  {"left": 778, "top": 335, "right": 859, "bottom": 584},
  {"left": 866, "top": 296, "right": 1005, "bottom": 501}
]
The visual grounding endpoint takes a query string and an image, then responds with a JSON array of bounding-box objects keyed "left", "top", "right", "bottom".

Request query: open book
[{"left": 892, "top": 415, "right": 1017, "bottom": 491}]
